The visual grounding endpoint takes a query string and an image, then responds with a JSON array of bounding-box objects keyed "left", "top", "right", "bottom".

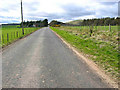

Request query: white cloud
[{"left": 0, "top": 0, "right": 119, "bottom": 23}]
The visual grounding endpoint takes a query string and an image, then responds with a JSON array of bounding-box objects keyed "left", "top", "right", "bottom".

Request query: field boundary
[
  {"left": 2, "top": 28, "right": 41, "bottom": 51},
  {"left": 50, "top": 28, "right": 118, "bottom": 88}
]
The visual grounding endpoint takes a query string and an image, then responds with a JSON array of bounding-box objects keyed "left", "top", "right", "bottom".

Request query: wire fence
[{"left": 0, "top": 28, "right": 39, "bottom": 47}]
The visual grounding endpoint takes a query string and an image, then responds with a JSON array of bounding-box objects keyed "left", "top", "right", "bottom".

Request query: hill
[
  {"left": 49, "top": 20, "right": 80, "bottom": 26},
  {"left": 66, "top": 20, "right": 83, "bottom": 25}
]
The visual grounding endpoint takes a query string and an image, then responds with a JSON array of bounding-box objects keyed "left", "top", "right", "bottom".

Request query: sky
[{"left": 0, "top": 0, "right": 119, "bottom": 24}]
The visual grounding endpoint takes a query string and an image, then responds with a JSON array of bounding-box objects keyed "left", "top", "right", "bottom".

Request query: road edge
[{"left": 50, "top": 27, "right": 118, "bottom": 88}]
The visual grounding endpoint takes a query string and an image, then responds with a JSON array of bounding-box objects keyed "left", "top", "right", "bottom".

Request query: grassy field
[
  {"left": 0, "top": 25, "right": 40, "bottom": 47},
  {"left": 50, "top": 26, "right": 119, "bottom": 81}
]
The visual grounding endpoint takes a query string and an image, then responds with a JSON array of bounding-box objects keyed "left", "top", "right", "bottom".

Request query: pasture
[{"left": 0, "top": 25, "right": 40, "bottom": 47}]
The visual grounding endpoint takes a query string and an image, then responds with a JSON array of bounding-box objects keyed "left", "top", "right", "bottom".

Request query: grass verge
[{"left": 50, "top": 27, "right": 118, "bottom": 81}]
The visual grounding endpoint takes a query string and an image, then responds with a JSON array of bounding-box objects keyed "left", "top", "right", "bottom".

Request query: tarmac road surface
[{"left": 2, "top": 27, "right": 110, "bottom": 88}]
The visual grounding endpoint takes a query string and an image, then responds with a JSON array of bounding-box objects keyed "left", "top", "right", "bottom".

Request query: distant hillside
[
  {"left": 66, "top": 17, "right": 119, "bottom": 26},
  {"left": 49, "top": 20, "right": 80, "bottom": 26},
  {"left": 49, "top": 20, "right": 64, "bottom": 26},
  {"left": 66, "top": 20, "right": 83, "bottom": 25}
]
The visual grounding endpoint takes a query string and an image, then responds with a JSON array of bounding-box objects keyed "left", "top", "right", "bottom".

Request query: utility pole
[{"left": 21, "top": 0, "right": 24, "bottom": 35}]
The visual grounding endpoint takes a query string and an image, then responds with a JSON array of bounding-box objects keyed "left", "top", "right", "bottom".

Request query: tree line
[
  {"left": 20, "top": 19, "right": 48, "bottom": 27},
  {"left": 81, "top": 17, "right": 120, "bottom": 26}
]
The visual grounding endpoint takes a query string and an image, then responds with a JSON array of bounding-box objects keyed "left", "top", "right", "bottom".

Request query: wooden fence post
[
  {"left": 7, "top": 33, "right": 9, "bottom": 42},
  {"left": 19, "top": 31, "right": 21, "bottom": 37},
  {"left": 11, "top": 32, "right": 12, "bottom": 41},
  {"left": 17, "top": 32, "right": 18, "bottom": 37},
  {"left": 14, "top": 32, "right": 15, "bottom": 38},
  {"left": 2, "top": 34, "right": 4, "bottom": 43},
  {"left": 0, "top": 35, "right": 1, "bottom": 45},
  {"left": 89, "top": 25, "right": 93, "bottom": 37}
]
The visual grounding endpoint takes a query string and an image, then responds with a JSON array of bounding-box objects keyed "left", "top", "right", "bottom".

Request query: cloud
[
  {"left": 100, "top": 2, "right": 117, "bottom": 5},
  {"left": 0, "top": 16, "right": 20, "bottom": 24},
  {"left": 95, "top": 2, "right": 118, "bottom": 17},
  {"left": 0, "top": 8, "right": 9, "bottom": 12},
  {"left": 33, "top": 4, "right": 96, "bottom": 22},
  {"left": 23, "top": 1, "right": 40, "bottom": 12},
  {"left": 62, "top": 4, "right": 95, "bottom": 18},
  {"left": 0, "top": 0, "right": 118, "bottom": 23}
]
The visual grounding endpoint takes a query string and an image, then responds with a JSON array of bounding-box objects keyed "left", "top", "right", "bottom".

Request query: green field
[
  {"left": 50, "top": 26, "right": 119, "bottom": 80},
  {"left": 0, "top": 25, "right": 40, "bottom": 47}
]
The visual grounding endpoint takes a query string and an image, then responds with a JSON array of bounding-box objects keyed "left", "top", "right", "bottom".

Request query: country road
[{"left": 2, "top": 27, "right": 110, "bottom": 88}]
